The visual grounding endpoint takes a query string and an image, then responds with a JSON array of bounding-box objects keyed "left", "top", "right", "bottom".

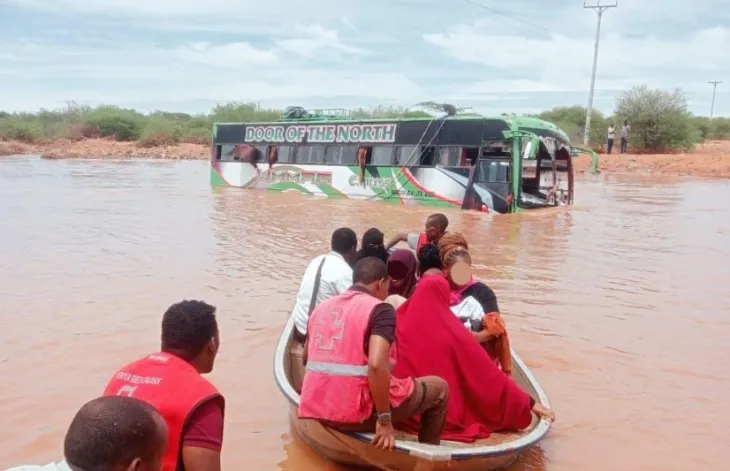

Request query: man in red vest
[
  {"left": 385, "top": 213, "right": 449, "bottom": 253},
  {"left": 299, "top": 257, "right": 449, "bottom": 449},
  {"left": 103, "top": 300, "right": 224, "bottom": 471}
]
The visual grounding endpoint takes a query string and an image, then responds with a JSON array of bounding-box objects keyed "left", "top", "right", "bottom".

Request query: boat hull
[
  {"left": 274, "top": 314, "right": 551, "bottom": 471},
  {"left": 289, "top": 408, "right": 519, "bottom": 471}
]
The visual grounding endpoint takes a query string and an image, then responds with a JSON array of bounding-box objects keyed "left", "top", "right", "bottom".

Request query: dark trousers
[
  {"left": 607, "top": 138, "right": 614, "bottom": 154},
  {"left": 325, "top": 376, "right": 449, "bottom": 445},
  {"left": 620, "top": 137, "right": 628, "bottom": 153}
]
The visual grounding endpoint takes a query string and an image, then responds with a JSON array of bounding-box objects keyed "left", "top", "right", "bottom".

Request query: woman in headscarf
[
  {"left": 392, "top": 272, "right": 555, "bottom": 442},
  {"left": 383, "top": 249, "right": 418, "bottom": 309},
  {"left": 387, "top": 249, "right": 418, "bottom": 297},
  {"left": 355, "top": 228, "right": 390, "bottom": 264},
  {"left": 437, "top": 233, "right": 511, "bottom": 374}
]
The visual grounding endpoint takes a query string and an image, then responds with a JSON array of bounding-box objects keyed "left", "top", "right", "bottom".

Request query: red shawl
[{"left": 392, "top": 275, "right": 533, "bottom": 442}]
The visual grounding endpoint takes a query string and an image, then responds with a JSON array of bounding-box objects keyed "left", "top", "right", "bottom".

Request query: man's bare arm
[
  {"left": 182, "top": 447, "right": 221, "bottom": 471},
  {"left": 384, "top": 233, "right": 408, "bottom": 250},
  {"left": 367, "top": 335, "right": 392, "bottom": 415}
]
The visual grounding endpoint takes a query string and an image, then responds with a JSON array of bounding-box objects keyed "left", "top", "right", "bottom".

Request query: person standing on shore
[
  {"left": 607, "top": 123, "right": 615, "bottom": 154},
  {"left": 620, "top": 120, "right": 631, "bottom": 154}
]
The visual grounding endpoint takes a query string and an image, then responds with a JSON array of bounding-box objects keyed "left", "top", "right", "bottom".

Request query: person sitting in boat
[
  {"left": 102, "top": 300, "right": 225, "bottom": 471},
  {"left": 437, "top": 233, "right": 511, "bottom": 375},
  {"left": 355, "top": 227, "right": 390, "bottom": 264},
  {"left": 5, "top": 396, "right": 167, "bottom": 471},
  {"left": 384, "top": 213, "right": 449, "bottom": 252},
  {"left": 416, "top": 241, "right": 445, "bottom": 277},
  {"left": 392, "top": 269, "right": 555, "bottom": 443},
  {"left": 298, "top": 257, "right": 449, "bottom": 449},
  {"left": 387, "top": 249, "right": 418, "bottom": 297},
  {"left": 383, "top": 249, "right": 419, "bottom": 309},
  {"left": 289, "top": 227, "right": 358, "bottom": 392}
]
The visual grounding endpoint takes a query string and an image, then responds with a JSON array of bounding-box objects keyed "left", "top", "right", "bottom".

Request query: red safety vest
[
  {"left": 299, "top": 290, "right": 414, "bottom": 423},
  {"left": 103, "top": 352, "right": 224, "bottom": 471}
]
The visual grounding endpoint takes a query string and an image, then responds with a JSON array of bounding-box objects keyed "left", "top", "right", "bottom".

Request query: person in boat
[
  {"left": 416, "top": 242, "right": 445, "bottom": 277},
  {"left": 383, "top": 249, "right": 419, "bottom": 309},
  {"left": 392, "top": 268, "right": 555, "bottom": 443},
  {"left": 387, "top": 249, "right": 418, "bottom": 298},
  {"left": 298, "top": 257, "right": 449, "bottom": 449},
  {"left": 289, "top": 227, "right": 358, "bottom": 392},
  {"left": 384, "top": 213, "right": 449, "bottom": 252},
  {"left": 437, "top": 233, "right": 511, "bottom": 375},
  {"left": 355, "top": 228, "right": 390, "bottom": 263},
  {"left": 5, "top": 396, "right": 168, "bottom": 471},
  {"left": 102, "top": 300, "right": 224, "bottom": 471}
]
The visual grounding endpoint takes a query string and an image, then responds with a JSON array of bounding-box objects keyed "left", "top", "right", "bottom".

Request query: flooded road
[{"left": 1, "top": 157, "right": 728, "bottom": 471}]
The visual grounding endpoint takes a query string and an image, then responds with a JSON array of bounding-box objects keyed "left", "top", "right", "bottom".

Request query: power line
[
  {"left": 583, "top": 1, "right": 617, "bottom": 146},
  {"left": 708, "top": 81, "right": 722, "bottom": 120},
  {"left": 457, "top": 0, "right": 556, "bottom": 35}
]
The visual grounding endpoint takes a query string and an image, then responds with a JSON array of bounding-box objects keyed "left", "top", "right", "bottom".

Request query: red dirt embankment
[
  {"left": 2, "top": 138, "right": 729, "bottom": 178},
  {"left": 0, "top": 139, "right": 209, "bottom": 160},
  {"left": 573, "top": 140, "right": 730, "bottom": 178}
]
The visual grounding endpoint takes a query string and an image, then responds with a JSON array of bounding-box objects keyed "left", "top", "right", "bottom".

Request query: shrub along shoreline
[{"left": 1, "top": 87, "right": 729, "bottom": 175}]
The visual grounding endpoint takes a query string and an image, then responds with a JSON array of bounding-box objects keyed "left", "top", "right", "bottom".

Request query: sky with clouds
[{"left": 0, "top": 0, "right": 728, "bottom": 116}]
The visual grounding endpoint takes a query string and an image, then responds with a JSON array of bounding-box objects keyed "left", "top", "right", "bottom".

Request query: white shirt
[
  {"left": 5, "top": 461, "right": 71, "bottom": 471},
  {"left": 406, "top": 232, "right": 420, "bottom": 250},
  {"left": 451, "top": 296, "right": 485, "bottom": 331},
  {"left": 291, "top": 251, "right": 353, "bottom": 335}
]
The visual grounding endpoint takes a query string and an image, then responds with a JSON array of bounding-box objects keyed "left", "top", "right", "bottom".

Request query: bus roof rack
[{"left": 279, "top": 106, "right": 353, "bottom": 121}]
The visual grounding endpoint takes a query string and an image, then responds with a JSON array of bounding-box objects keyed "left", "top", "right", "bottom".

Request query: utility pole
[
  {"left": 583, "top": 1, "right": 618, "bottom": 146},
  {"left": 708, "top": 81, "right": 722, "bottom": 121}
]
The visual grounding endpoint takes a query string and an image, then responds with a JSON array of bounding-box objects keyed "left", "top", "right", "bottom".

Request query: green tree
[
  {"left": 614, "top": 85, "right": 701, "bottom": 151},
  {"left": 537, "top": 106, "right": 607, "bottom": 146}
]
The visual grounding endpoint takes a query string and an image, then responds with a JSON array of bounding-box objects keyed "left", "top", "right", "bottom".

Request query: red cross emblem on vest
[{"left": 313, "top": 310, "right": 345, "bottom": 351}]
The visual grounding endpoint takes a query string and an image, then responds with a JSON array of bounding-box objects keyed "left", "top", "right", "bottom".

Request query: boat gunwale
[{"left": 273, "top": 313, "right": 552, "bottom": 462}]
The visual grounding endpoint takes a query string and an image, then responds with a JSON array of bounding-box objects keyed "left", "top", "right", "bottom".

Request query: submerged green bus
[{"left": 210, "top": 107, "right": 585, "bottom": 213}]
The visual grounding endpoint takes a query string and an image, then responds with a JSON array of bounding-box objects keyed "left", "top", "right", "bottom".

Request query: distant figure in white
[
  {"left": 289, "top": 227, "right": 358, "bottom": 392},
  {"left": 607, "top": 123, "right": 615, "bottom": 154},
  {"left": 620, "top": 120, "right": 631, "bottom": 154}
]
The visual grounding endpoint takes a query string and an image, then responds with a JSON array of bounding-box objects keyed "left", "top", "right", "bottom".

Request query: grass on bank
[{"left": 1, "top": 86, "right": 728, "bottom": 152}]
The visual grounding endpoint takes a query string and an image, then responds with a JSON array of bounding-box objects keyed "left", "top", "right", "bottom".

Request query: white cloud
[
  {"left": 424, "top": 26, "right": 730, "bottom": 92},
  {"left": 173, "top": 42, "right": 279, "bottom": 67},
  {"left": 0, "top": 0, "right": 729, "bottom": 116},
  {"left": 275, "top": 25, "right": 369, "bottom": 58}
]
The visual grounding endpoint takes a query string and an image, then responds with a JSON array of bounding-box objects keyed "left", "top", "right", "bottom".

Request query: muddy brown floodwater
[{"left": 1, "top": 157, "right": 729, "bottom": 471}]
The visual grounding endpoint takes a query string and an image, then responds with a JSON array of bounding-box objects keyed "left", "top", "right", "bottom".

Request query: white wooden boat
[{"left": 273, "top": 314, "right": 553, "bottom": 471}]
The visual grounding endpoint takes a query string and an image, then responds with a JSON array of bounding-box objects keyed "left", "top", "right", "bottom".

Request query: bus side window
[
  {"left": 297, "top": 145, "right": 325, "bottom": 164},
  {"left": 371, "top": 146, "right": 394, "bottom": 165},
  {"left": 438, "top": 146, "right": 461, "bottom": 167},
  {"left": 325, "top": 145, "right": 357, "bottom": 164},
  {"left": 215, "top": 145, "right": 222, "bottom": 161},
  {"left": 419, "top": 146, "right": 437, "bottom": 166},
  {"left": 254, "top": 145, "right": 267, "bottom": 162},
  {"left": 277, "top": 145, "right": 292, "bottom": 163},
  {"left": 310, "top": 145, "right": 326, "bottom": 164},
  {"left": 340, "top": 146, "right": 358, "bottom": 164},
  {"left": 397, "top": 145, "right": 418, "bottom": 165},
  {"left": 462, "top": 147, "right": 479, "bottom": 166}
]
